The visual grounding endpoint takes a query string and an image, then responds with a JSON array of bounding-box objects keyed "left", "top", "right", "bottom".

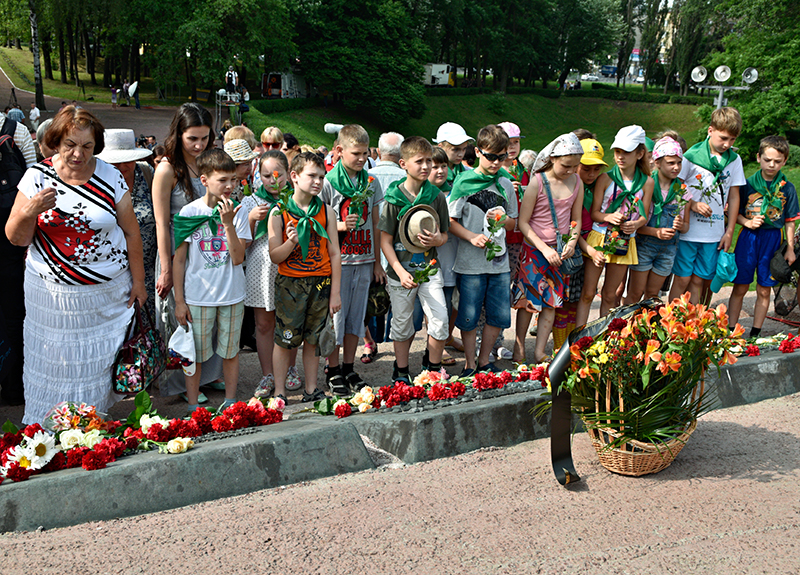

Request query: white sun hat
[{"left": 95, "top": 129, "right": 152, "bottom": 163}]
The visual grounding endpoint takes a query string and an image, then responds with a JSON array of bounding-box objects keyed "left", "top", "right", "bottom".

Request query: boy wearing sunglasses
[{"left": 448, "top": 125, "right": 517, "bottom": 376}]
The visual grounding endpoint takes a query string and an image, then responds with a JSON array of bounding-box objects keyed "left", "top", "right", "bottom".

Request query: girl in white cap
[
  {"left": 513, "top": 133, "right": 584, "bottom": 363},
  {"left": 580, "top": 125, "right": 654, "bottom": 318}
]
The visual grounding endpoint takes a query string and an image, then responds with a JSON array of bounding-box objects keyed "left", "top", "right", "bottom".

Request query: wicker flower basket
[
  {"left": 581, "top": 373, "right": 702, "bottom": 477},
  {"left": 583, "top": 418, "right": 697, "bottom": 476}
]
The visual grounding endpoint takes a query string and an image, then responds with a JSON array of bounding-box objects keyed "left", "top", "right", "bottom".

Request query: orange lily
[{"left": 657, "top": 351, "right": 682, "bottom": 375}]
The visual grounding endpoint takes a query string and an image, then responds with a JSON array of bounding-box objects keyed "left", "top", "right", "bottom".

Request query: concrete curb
[
  {"left": 349, "top": 389, "right": 552, "bottom": 464},
  {"left": 2, "top": 350, "right": 799, "bottom": 532},
  {"left": 0, "top": 418, "right": 374, "bottom": 532}
]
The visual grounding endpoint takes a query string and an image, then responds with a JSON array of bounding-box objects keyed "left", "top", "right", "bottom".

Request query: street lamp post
[{"left": 690, "top": 66, "right": 758, "bottom": 109}]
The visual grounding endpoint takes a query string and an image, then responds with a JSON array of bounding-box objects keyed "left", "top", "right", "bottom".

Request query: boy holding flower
[
  {"left": 728, "top": 135, "right": 799, "bottom": 337},
  {"left": 320, "top": 124, "right": 384, "bottom": 395},
  {"left": 379, "top": 137, "right": 450, "bottom": 382},
  {"left": 448, "top": 125, "right": 517, "bottom": 375}
]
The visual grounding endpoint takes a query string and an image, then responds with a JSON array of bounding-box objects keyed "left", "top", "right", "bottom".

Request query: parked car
[{"left": 581, "top": 73, "right": 599, "bottom": 81}]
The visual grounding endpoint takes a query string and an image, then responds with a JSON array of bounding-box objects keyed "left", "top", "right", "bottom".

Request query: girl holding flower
[
  {"left": 625, "top": 136, "right": 690, "bottom": 303},
  {"left": 241, "top": 151, "right": 301, "bottom": 397},
  {"left": 580, "top": 125, "right": 654, "bottom": 318},
  {"left": 513, "top": 133, "right": 584, "bottom": 363}
]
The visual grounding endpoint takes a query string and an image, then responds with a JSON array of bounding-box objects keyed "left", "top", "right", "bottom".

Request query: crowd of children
[{"left": 169, "top": 107, "right": 799, "bottom": 410}]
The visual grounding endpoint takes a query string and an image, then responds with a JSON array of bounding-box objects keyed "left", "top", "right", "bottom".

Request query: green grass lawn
[
  {"left": 245, "top": 93, "right": 706, "bottom": 152},
  {"left": 0, "top": 46, "right": 184, "bottom": 107}
]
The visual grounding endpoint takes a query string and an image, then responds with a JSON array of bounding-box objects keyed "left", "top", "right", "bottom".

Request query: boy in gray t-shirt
[
  {"left": 320, "top": 124, "right": 385, "bottom": 396},
  {"left": 448, "top": 125, "right": 517, "bottom": 376}
]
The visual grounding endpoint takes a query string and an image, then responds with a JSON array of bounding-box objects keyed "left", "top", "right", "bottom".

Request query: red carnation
[
  {"left": 66, "top": 447, "right": 89, "bottom": 468},
  {"left": 231, "top": 414, "right": 249, "bottom": 430},
  {"left": 101, "top": 437, "right": 126, "bottom": 458},
  {"left": 745, "top": 344, "right": 760, "bottom": 357},
  {"left": 449, "top": 382, "right": 466, "bottom": 398},
  {"left": 498, "top": 371, "right": 513, "bottom": 385},
  {"left": 81, "top": 450, "right": 109, "bottom": 471},
  {"left": 43, "top": 450, "right": 66, "bottom": 472},
  {"left": 5, "top": 462, "right": 34, "bottom": 482},
  {"left": 212, "top": 416, "right": 232, "bottom": 433},
  {"left": 410, "top": 385, "right": 426, "bottom": 400},
  {"left": 183, "top": 419, "right": 203, "bottom": 437},
  {"left": 22, "top": 423, "right": 44, "bottom": 438},
  {"left": 334, "top": 402, "right": 352, "bottom": 418},
  {"left": 191, "top": 408, "right": 214, "bottom": 434},
  {"left": 146, "top": 423, "right": 170, "bottom": 442},
  {"left": 428, "top": 383, "right": 447, "bottom": 401},
  {"left": 125, "top": 436, "right": 140, "bottom": 451},
  {"left": 574, "top": 336, "right": 594, "bottom": 350},
  {"left": 516, "top": 371, "right": 531, "bottom": 382},
  {"left": 607, "top": 318, "right": 627, "bottom": 333}
]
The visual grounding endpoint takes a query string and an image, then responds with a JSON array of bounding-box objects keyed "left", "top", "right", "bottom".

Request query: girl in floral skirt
[{"left": 513, "top": 133, "right": 584, "bottom": 363}]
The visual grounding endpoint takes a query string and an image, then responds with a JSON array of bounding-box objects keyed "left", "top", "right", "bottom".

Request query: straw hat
[
  {"left": 224, "top": 139, "right": 258, "bottom": 163},
  {"left": 95, "top": 129, "right": 152, "bottom": 163},
  {"left": 398, "top": 205, "right": 440, "bottom": 254}
]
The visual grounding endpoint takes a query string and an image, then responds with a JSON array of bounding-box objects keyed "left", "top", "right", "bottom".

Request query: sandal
[
  {"left": 441, "top": 351, "right": 456, "bottom": 366},
  {"left": 327, "top": 374, "right": 349, "bottom": 397},
  {"left": 302, "top": 388, "right": 327, "bottom": 403},
  {"left": 360, "top": 342, "right": 377, "bottom": 364},
  {"left": 344, "top": 371, "right": 364, "bottom": 391}
]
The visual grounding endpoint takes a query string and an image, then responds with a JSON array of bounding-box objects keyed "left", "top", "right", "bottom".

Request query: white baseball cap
[
  {"left": 432, "top": 122, "right": 472, "bottom": 145},
  {"left": 611, "top": 125, "right": 647, "bottom": 152}
]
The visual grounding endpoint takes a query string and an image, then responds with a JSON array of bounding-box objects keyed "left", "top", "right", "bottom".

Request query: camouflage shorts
[{"left": 274, "top": 274, "right": 331, "bottom": 349}]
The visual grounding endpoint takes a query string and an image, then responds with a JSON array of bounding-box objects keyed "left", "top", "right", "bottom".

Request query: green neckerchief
[
  {"left": 747, "top": 169, "right": 787, "bottom": 225},
  {"left": 449, "top": 168, "right": 508, "bottom": 203},
  {"left": 325, "top": 160, "right": 367, "bottom": 198},
  {"left": 173, "top": 201, "right": 239, "bottom": 247},
  {"left": 252, "top": 185, "right": 279, "bottom": 241},
  {"left": 384, "top": 178, "right": 441, "bottom": 219},
  {"left": 651, "top": 172, "right": 681, "bottom": 227},
  {"left": 606, "top": 165, "right": 648, "bottom": 218},
  {"left": 285, "top": 195, "right": 329, "bottom": 261},
  {"left": 683, "top": 138, "right": 738, "bottom": 187},
  {"left": 582, "top": 183, "right": 594, "bottom": 212},
  {"left": 446, "top": 163, "right": 465, "bottom": 186},
  {"left": 436, "top": 180, "right": 452, "bottom": 193}
]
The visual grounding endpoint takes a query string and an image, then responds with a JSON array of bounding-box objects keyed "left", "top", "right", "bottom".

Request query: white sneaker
[
  {"left": 254, "top": 374, "right": 275, "bottom": 398},
  {"left": 285, "top": 366, "right": 303, "bottom": 391}
]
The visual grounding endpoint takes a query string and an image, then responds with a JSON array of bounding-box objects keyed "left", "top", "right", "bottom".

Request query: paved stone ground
[{"left": 1, "top": 392, "right": 798, "bottom": 574}]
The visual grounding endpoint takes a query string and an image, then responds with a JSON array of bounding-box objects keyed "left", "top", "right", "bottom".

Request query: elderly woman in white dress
[{"left": 5, "top": 106, "right": 147, "bottom": 423}]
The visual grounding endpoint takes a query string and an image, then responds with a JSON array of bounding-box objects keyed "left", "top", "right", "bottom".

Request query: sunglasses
[
  {"left": 262, "top": 141, "right": 281, "bottom": 149},
  {"left": 479, "top": 149, "right": 508, "bottom": 162}
]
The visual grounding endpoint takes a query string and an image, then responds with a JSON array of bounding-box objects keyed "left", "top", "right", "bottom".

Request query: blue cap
[{"left": 710, "top": 251, "right": 738, "bottom": 293}]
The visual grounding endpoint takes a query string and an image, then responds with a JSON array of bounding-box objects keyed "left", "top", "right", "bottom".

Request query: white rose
[
  {"left": 59, "top": 429, "right": 84, "bottom": 450},
  {"left": 351, "top": 392, "right": 364, "bottom": 405},
  {"left": 168, "top": 438, "right": 194, "bottom": 454},
  {"left": 140, "top": 414, "right": 169, "bottom": 434},
  {"left": 358, "top": 403, "right": 372, "bottom": 413},
  {"left": 80, "top": 429, "right": 103, "bottom": 449}
]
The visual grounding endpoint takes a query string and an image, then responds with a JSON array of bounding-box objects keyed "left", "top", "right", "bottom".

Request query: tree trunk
[
  {"left": 27, "top": 0, "right": 46, "bottom": 110},
  {"left": 41, "top": 28, "right": 53, "bottom": 80},
  {"left": 65, "top": 18, "right": 77, "bottom": 83},
  {"left": 103, "top": 48, "right": 111, "bottom": 88},
  {"left": 15, "top": 38, "right": 21, "bottom": 49},
  {"left": 56, "top": 27, "right": 67, "bottom": 84},
  {"left": 81, "top": 21, "right": 96, "bottom": 86}
]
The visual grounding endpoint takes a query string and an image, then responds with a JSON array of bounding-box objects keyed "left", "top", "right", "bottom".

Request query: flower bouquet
[{"left": 560, "top": 294, "right": 745, "bottom": 476}]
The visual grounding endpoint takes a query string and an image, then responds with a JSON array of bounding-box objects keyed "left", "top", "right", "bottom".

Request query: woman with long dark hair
[{"left": 152, "top": 103, "right": 223, "bottom": 399}]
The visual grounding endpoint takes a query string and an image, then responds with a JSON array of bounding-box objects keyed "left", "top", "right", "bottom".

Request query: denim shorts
[
  {"left": 630, "top": 236, "right": 678, "bottom": 276},
  {"left": 672, "top": 240, "right": 719, "bottom": 280},
  {"left": 455, "top": 272, "right": 511, "bottom": 331}
]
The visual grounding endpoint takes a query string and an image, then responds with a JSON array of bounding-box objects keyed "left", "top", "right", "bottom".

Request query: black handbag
[
  {"left": 541, "top": 173, "right": 583, "bottom": 276},
  {"left": 112, "top": 301, "right": 167, "bottom": 395}
]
